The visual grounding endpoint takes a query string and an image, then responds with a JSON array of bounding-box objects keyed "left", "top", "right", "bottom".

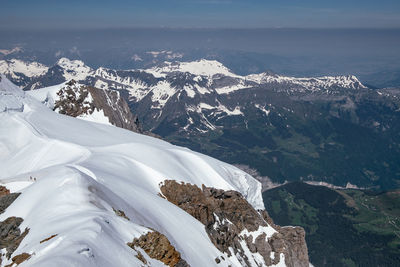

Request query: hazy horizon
[
  {"left": 2, "top": 0, "right": 400, "bottom": 29},
  {"left": 1, "top": 27, "right": 400, "bottom": 88}
]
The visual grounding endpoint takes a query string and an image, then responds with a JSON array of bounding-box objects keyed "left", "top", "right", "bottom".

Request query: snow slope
[
  {"left": 56, "top": 58, "right": 94, "bottom": 81},
  {"left": 0, "top": 74, "right": 25, "bottom": 112},
  {"left": 0, "top": 76, "right": 270, "bottom": 267}
]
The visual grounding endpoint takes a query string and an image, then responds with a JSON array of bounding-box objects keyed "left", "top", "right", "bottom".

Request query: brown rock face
[
  {"left": 0, "top": 187, "right": 30, "bottom": 262},
  {"left": 87, "top": 86, "right": 142, "bottom": 133},
  {"left": 40, "top": 234, "right": 58, "bottom": 244},
  {"left": 160, "top": 180, "right": 309, "bottom": 267},
  {"left": 273, "top": 227, "right": 309, "bottom": 267},
  {"left": 4, "top": 252, "right": 31, "bottom": 267},
  {"left": 127, "top": 231, "right": 189, "bottom": 267},
  {"left": 0, "top": 217, "right": 30, "bottom": 260}
]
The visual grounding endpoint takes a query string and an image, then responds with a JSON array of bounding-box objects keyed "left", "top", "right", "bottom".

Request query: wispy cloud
[{"left": 69, "top": 46, "right": 81, "bottom": 56}]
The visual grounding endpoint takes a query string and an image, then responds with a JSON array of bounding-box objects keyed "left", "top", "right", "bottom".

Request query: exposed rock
[
  {"left": 272, "top": 227, "right": 309, "bottom": 267},
  {"left": 127, "top": 231, "right": 189, "bottom": 267},
  {"left": 54, "top": 80, "right": 93, "bottom": 117},
  {"left": 4, "top": 252, "right": 31, "bottom": 267},
  {"left": 0, "top": 187, "right": 30, "bottom": 261},
  {"left": 160, "top": 180, "right": 265, "bottom": 232},
  {"left": 0, "top": 217, "right": 30, "bottom": 259},
  {"left": 40, "top": 234, "right": 58, "bottom": 244},
  {"left": 87, "top": 85, "right": 142, "bottom": 133},
  {"left": 112, "top": 208, "right": 130, "bottom": 221},
  {"left": 135, "top": 251, "right": 147, "bottom": 265},
  {"left": 160, "top": 180, "right": 309, "bottom": 267},
  {"left": 0, "top": 186, "right": 10, "bottom": 197}
]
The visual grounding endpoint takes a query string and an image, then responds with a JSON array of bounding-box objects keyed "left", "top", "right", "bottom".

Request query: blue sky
[{"left": 1, "top": 0, "right": 400, "bottom": 29}]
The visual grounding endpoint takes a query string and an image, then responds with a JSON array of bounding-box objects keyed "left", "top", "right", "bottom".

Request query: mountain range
[{"left": 2, "top": 57, "right": 399, "bottom": 191}]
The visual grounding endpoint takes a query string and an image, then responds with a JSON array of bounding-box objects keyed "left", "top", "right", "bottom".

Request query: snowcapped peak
[
  {"left": 56, "top": 57, "right": 93, "bottom": 81},
  {"left": 245, "top": 71, "right": 367, "bottom": 91},
  {"left": 0, "top": 59, "right": 48, "bottom": 78},
  {"left": 344, "top": 74, "right": 363, "bottom": 83},
  {"left": 95, "top": 66, "right": 111, "bottom": 76},
  {"left": 56, "top": 57, "right": 86, "bottom": 68},
  {"left": 151, "top": 59, "right": 239, "bottom": 77}
]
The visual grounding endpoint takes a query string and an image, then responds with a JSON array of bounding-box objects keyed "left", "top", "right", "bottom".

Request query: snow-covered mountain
[
  {"left": 0, "top": 57, "right": 367, "bottom": 134},
  {"left": 0, "top": 57, "right": 366, "bottom": 95},
  {"left": 4, "top": 57, "right": 396, "bottom": 191},
  {"left": 0, "top": 59, "right": 48, "bottom": 88},
  {"left": 89, "top": 58, "right": 366, "bottom": 106},
  {"left": 0, "top": 58, "right": 367, "bottom": 119},
  {"left": 0, "top": 75, "right": 309, "bottom": 266}
]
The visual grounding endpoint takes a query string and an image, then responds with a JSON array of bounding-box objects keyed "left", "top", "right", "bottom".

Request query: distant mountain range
[{"left": 1, "top": 58, "right": 400, "bottom": 190}]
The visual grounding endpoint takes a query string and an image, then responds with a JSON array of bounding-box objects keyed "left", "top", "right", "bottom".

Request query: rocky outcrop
[
  {"left": 0, "top": 186, "right": 30, "bottom": 265},
  {"left": 54, "top": 80, "right": 142, "bottom": 133},
  {"left": 112, "top": 208, "right": 130, "bottom": 221},
  {"left": 269, "top": 227, "right": 309, "bottom": 267},
  {"left": 160, "top": 180, "right": 309, "bottom": 267},
  {"left": 40, "top": 234, "right": 58, "bottom": 244},
  {"left": 4, "top": 252, "right": 31, "bottom": 267},
  {"left": 0, "top": 188, "right": 20, "bottom": 215},
  {"left": 54, "top": 80, "right": 94, "bottom": 117},
  {"left": 127, "top": 231, "right": 189, "bottom": 267}
]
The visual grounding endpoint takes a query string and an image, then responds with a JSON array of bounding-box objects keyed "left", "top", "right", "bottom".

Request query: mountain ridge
[
  {"left": 0, "top": 57, "right": 367, "bottom": 94},
  {"left": 2, "top": 58, "right": 400, "bottom": 191}
]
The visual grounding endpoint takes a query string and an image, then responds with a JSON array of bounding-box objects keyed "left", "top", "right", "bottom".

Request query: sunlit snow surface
[{"left": 0, "top": 75, "right": 268, "bottom": 266}]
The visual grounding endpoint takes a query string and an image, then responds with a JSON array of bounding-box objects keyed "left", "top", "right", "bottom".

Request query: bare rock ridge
[
  {"left": 269, "top": 227, "right": 309, "bottom": 267},
  {"left": 0, "top": 186, "right": 30, "bottom": 265},
  {"left": 54, "top": 80, "right": 142, "bottom": 132},
  {"left": 160, "top": 180, "right": 309, "bottom": 267},
  {"left": 88, "top": 85, "right": 142, "bottom": 133},
  {"left": 127, "top": 231, "right": 189, "bottom": 267}
]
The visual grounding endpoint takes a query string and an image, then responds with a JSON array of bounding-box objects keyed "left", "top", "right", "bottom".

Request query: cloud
[
  {"left": 131, "top": 54, "right": 143, "bottom": 61},
  {"left": 69, "top": 46, "right": 81, "bottom": 56},
  {"left": 54, "top": 50, "right": 63, "bottom": 57},
  {"left": 0, "top": 46, "right": 22, "bottom": 55}
]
